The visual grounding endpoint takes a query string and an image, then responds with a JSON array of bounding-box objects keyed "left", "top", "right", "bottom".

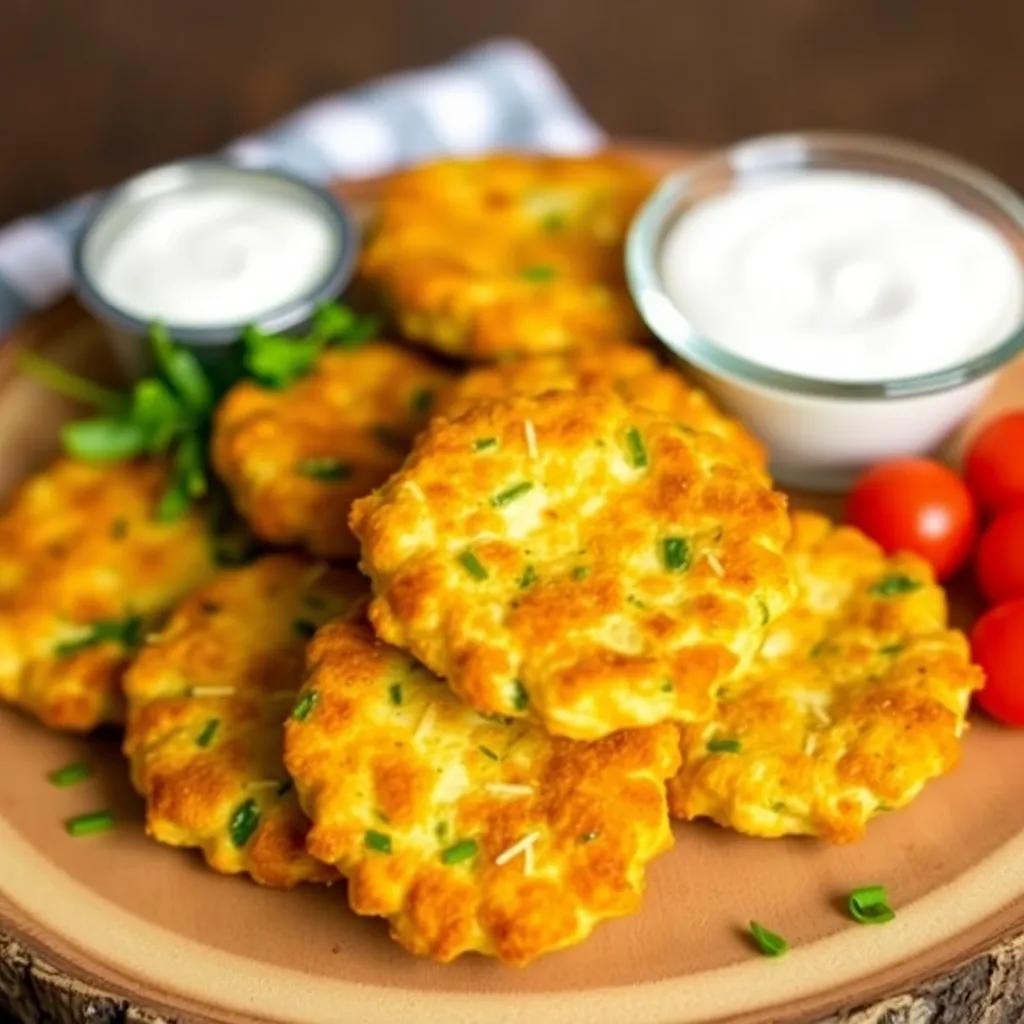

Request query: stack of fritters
[{"left": 0, "top": 153, "right": 982, "bottom": 967}]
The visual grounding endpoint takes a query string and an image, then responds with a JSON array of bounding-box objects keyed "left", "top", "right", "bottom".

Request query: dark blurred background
[{"left": 2, "top": 0, "right": 1022, "bottom": 223}]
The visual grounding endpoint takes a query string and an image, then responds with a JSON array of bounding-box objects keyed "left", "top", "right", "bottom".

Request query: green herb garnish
[
  {"left": 521, "top": 264, "right": 557, "bottom": 282},
  {"left": 869, "top": 575, "right": 921, "bottom": 598},
  {"left": 847, "top": 885, "right": 896, "bottom": 925},
  {"left": 48, "top": 762, "right": 92, "bottom": 787},
  {"left": 440, "top": 838, "right": 479, "bottom": 865},
  {"left": 749, "top": 920, "right": 789, "bottom": 958},
  {"left": 388, "top": 683, "right": 403, "bottom": 706},
  {"left": 478, "top": 745, "right": 500, "bottom": 761},
  {"left": 880, "top": 643, "right": 905, "bottom": 656},
  {"left": 20, "top": 305, "right": 377, "bottom": 520},
  {"left": 570, "top": 566, "right": 589, "bottom": 581},
  {"left": 55, "top": 616, "right": 144, "bottom": 657},
  {"left": 661, "top": 537, "right": 691, "bottom": 572},
  {"left": 492, "top": 481, "right": 534, "bottom": 507},
  {"left": 196, "top": 718, "right": 220, "bottom": 748},
  {"left": 228, "top": 798, "right": 260, "bottom": 847},
  {"left": 65, "top": 810, "right": 114, "bottom": 837},
  {"left": 292, "top": 690, "right": 319, "bottom": 721},
  {"left": 242, "top": 302, "right": 380, "bottom": 388},
  {"left": 458, "top": 550, "right": 488, "bottom": 581},
  {"left": 364, "top": 829, "right": 393, "bottom": 854},
  {"left": 707, "top": 738, "right": 742, "bottom": 754},
  {"left": 473, "top": 437, "right": 498, "bottom": 452}
]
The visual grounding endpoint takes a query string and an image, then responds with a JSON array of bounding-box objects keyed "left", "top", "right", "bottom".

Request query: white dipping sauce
[
  {"left": 91, "top": 181, "right": 339, "bottom": 327},
  {"left": 660, "top": 170, "right": 1024, "bottom": 381}
]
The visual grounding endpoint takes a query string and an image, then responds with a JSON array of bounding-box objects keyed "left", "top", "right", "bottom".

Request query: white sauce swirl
[
  {"left": 660, "top": 170, "right": 1024, "bottom": 381},
  {"left": 91, "top": 181, "right": 338, "bottom": 327}
]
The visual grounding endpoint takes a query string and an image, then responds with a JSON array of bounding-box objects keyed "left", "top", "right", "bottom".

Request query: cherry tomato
[
  {"left": 846, "top": 458, "right": 977, "bottom": 580},
  {"left": 964, "top": 411, "right": 1024, "bottom": 515},
  {"left": 971, "top": 599, "right": 1024, "bottom": 726},
  {"left": 976, "top": 507, "right": 1024, "bottom": 604}
]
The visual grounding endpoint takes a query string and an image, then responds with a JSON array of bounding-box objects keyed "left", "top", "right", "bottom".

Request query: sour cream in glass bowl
[
  {"left": 73, "top": 159, "right": 358, "bottom": 370},
  {"left": 627, "top": 133, "right": 1024, "bottom": 490}
]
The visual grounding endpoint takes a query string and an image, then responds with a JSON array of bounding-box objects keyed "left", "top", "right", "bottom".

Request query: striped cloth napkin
[{"left": 0, "top": 38, "right": 603, "bottom": 338}]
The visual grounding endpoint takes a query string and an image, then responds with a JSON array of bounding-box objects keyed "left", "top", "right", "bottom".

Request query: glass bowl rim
[
  {"left": 71, "top": 157, "right": 360, "bottom": 346},
  {"left": 626, "top": 130, "right": 1024, "bottom": 400}
]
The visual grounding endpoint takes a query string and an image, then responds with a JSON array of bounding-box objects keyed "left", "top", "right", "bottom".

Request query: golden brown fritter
[
  {"left": 351, "top": 390, "right": 792, "bottom": 740},
  {"left": 435, "top": 342, "right": 766, "bottom": 469},
  {"left": 0, "top": 459, "right": 216, "bottom": 731},
  {"left": 284, "top": 616, "right": 680, "bottom": 964},
  {"left": 668, "top": 512, "right": 983, "bottom": 843},
  {"left": 123, "top": 555, "right": 365, "bottom": 886},
  {"left": 359, "top": 154, "right": 654, "bottom": 360},
  {"left": 212, "top": 345, "right": 451, "bottom": 560}
]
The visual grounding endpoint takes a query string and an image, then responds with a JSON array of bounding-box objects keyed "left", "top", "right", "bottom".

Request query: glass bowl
[
  {"left": 627, "top": 131, "right": 1024, "bottom": 490},
  {"left": 72, "top": 159, "right": 359, "bottom": 375}
]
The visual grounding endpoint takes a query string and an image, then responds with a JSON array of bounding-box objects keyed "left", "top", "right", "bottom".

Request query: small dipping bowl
[
  {"left": 627, "top": 132, "right": 1024, "bottom": 490},
  {"left": 73, "top": 159, "right": 358, "bottom": 374}
]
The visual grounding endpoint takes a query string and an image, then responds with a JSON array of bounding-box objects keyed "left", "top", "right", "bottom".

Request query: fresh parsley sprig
[
  {"left": 242, "top": 303, "right": 380, "bottom": 388},
  {"left": 19, "top": 302, "right": 378, "bottom": 519}
]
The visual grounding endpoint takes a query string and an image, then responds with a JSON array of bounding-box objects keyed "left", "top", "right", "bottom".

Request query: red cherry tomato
[
  {"left": 976, "top": 507, "right": 1024, "bottom": 604},
  {"left": 846, "top": 458, "right": 977, "bottom": 580},
  {"left": 971, "top": 599, "right": 1024, "bottom": 726},
  {"left": 964, "top": 412, "right": 1024, "bottom": 516}
]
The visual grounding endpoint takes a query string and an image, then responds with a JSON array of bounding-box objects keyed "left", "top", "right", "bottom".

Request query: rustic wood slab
[{"left": 1, "top": 146, "right": 1024, "bottom": 1024}]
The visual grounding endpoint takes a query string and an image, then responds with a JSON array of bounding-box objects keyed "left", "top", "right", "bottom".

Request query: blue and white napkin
[{"left": 0, "top": 38, "right": 603, "bottom": 337}]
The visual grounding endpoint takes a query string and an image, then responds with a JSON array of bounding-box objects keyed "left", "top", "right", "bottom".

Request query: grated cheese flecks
[
  {"left": 483, "top": 782, "right": 534, "bottom": 797},
  {"left": 495, "top": 829, "right": 541, "bottom": 868},
  {"left": 414, "top": 702, "right": 437, "bottom": 742},
  {"left": 188, "top": 685, "right": 236, "bottom": 699},
  {"left": 523, "top": 419, "right": 538, "bottom": 459}
]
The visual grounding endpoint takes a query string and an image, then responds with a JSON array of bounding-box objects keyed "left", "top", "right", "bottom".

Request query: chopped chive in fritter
[
  {"left": 578, "top": 830, "right": 600, "bottom": 844},
  {"left": 292, "top": 689, "right": 319, "bottom": 721},
  {"left": 196, "top": 718, "right": 220, "bottom": 748},
  {"left": 625, "top": 427, "right": 648, "bottom": 468},
  {"left": 478, "top": 745, "right": 500, "bottom": 761},
  {"left": 473, "top": 436, "right": 498, "bottom": 452},
  {"left": 521, "top": 264, "right": 557, "bottom": 282},
  {"left": 707, "top": 737, "right": 742, "bottom": 754},
  {"left": 388, "top": 682, "right": 403, "bottom": 706},
  {"left": 440, "top": 838, "right": 479, "bottom": 865},
  {"left": 570, "top": 566, "right": 589, "bottom": 581},
  {"left": 492, "top": 481, "right": 534, "bottom": 507},
  {"left": 518, "top": 564, "right": 538, "bottom": 589},
  {"left": 661, "top": 537, "right": 691, "bottom": 572},
  {"left": 228, "top": 799, "right": 260, "bottom": 847},
  {"left": 869, "top": 575, "right": 921, "bottom": 598},
  {"left": 295, "top": 457, "right": 351, "bottom": 482},
  {"left": 511, "top": 680, "right": 529, "bottom": 711},
  {"left": 458, "top": 549, "right": 488, "bottom": 580},
  {"left": 364, "top": 829, "right": 393, "bottom": 854}
]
